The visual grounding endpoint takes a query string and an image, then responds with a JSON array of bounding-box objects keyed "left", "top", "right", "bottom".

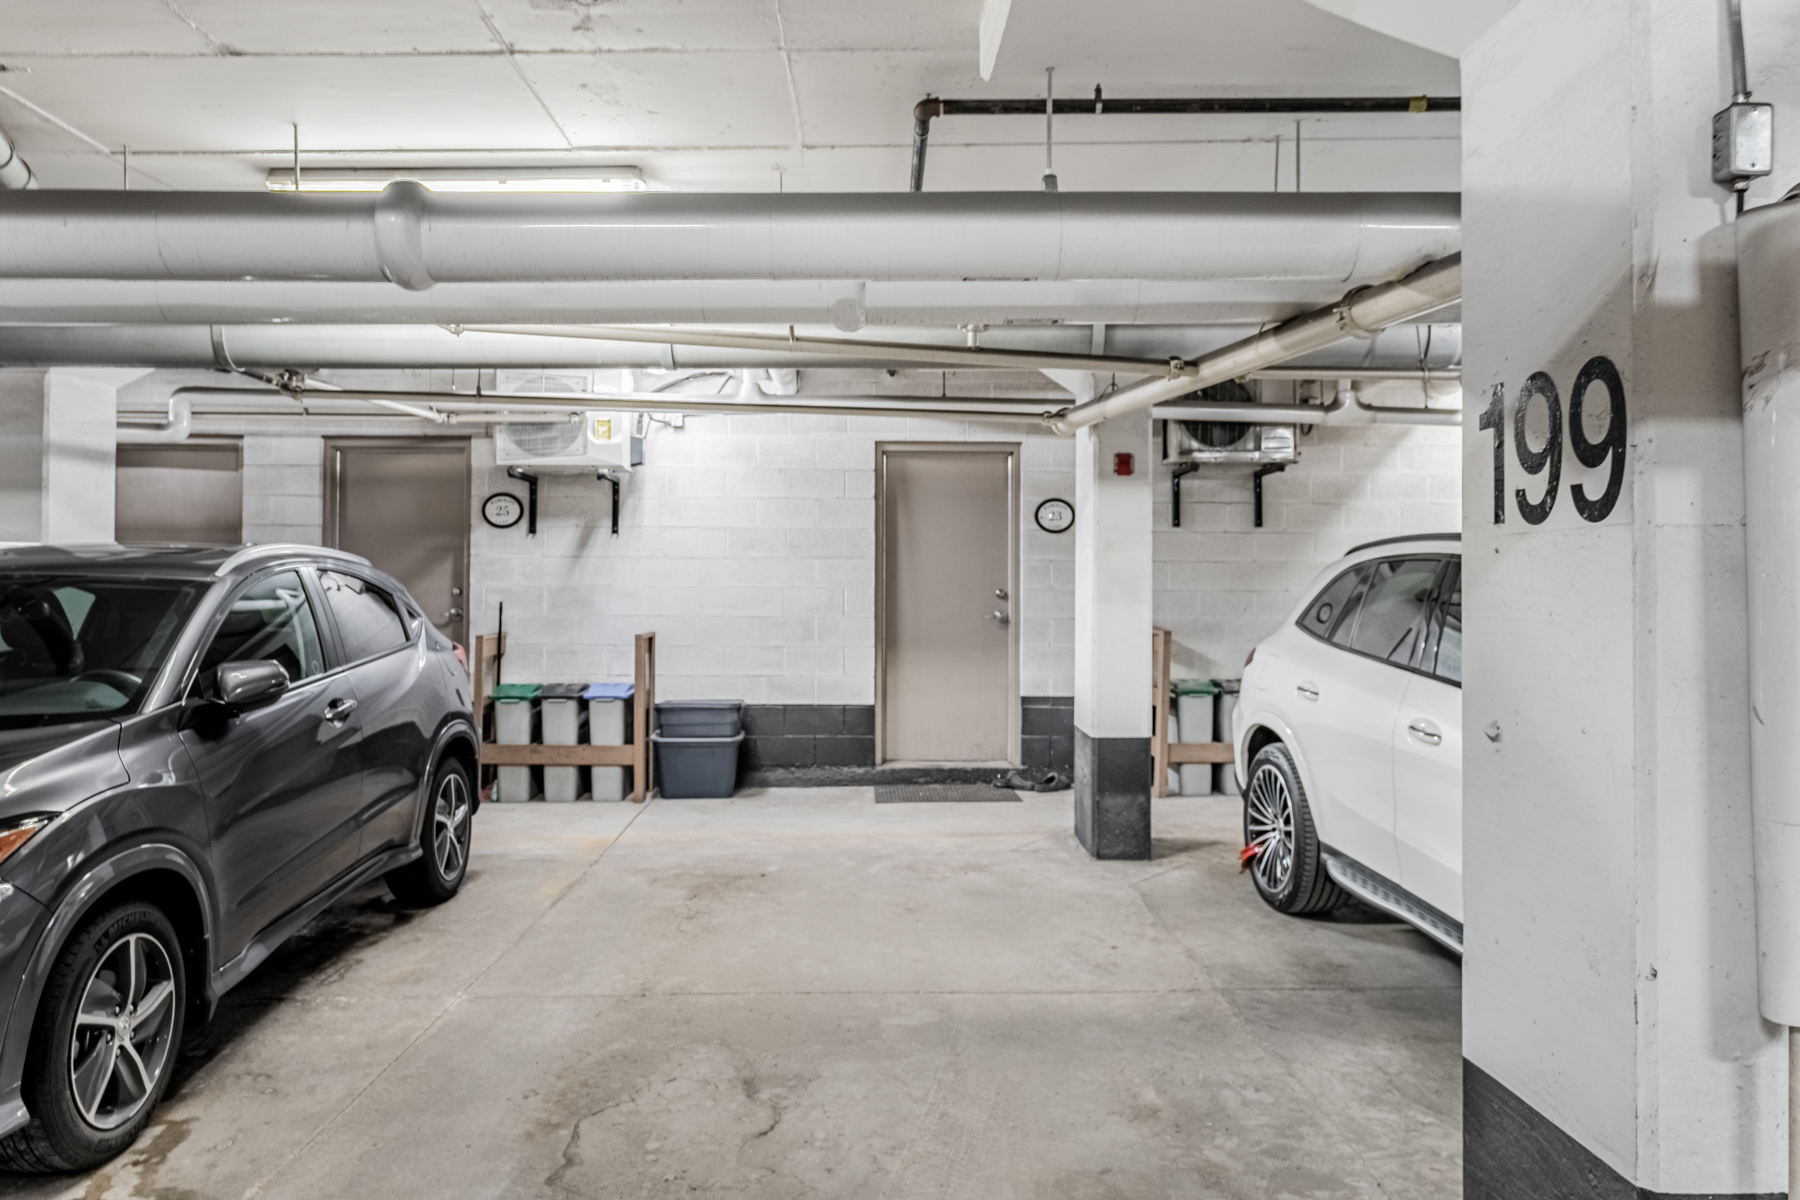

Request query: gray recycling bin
[{"left": 1173, "top": 679, "right": 1220, "bottom": 797}]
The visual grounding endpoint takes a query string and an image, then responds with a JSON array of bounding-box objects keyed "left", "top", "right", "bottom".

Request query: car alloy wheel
[
  {"left": 1245, "top": 763, "right": 1296, "bottom": 895},
  {"left": 69, "top": 932, "right": 178, "bottom": 1132},
  {"left": 433, "top": 768, "right": 472, "bottom": 881}
]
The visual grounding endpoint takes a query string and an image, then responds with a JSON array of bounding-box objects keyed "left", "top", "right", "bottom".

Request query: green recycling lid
[
  {"left": 491, "top": 683, "right": 543, "bottom": 700},
  {"left": 1171, "top": 678, "right": 1222, "bottom": 697}
]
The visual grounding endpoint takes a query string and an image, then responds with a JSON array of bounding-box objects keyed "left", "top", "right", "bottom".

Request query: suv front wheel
[
  {"left": 1243, "top": 743, "right": 1347, "bottom": 915},
  {"left": 0, "top": 902, "right": 186, "bottom": 1172}
]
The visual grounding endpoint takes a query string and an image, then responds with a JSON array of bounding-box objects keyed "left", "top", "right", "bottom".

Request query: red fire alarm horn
[{"left": 1113, "top": 452, "right": 1135, "bottom": 476}]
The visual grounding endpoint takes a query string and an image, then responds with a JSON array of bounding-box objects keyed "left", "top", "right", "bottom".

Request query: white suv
[{"left": 1231, "top": 534, "right": 1462, "bottom": 953}]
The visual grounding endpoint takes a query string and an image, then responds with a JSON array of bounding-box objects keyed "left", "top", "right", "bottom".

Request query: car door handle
[
  {"left": 323, "top": 698, "right": 359, "bottom": 724},
  {"left": 1407, "top": 719, "right": 1442, "bottom": 746},
  {"left": 1296, "top": 683, "right": 1319, "bottom": 701}
]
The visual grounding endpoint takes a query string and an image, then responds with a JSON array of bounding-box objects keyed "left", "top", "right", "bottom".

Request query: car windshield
[{"left": 0, "top": 575, "right": 204, "bottom": 729}]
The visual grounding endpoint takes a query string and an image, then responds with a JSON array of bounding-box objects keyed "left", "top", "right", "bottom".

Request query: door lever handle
[
  {"left": 1296, "top": 683, "right": 1319, "bottom": 701},
  {"left": 324, "top": 698, "right": 359, "bottom": 724},
  {"left": 1407, "top": 720, "right": 1442, "bottom": 746},
  {"left": 989, "top": 610, "right": 1010, "bottom": 625}
]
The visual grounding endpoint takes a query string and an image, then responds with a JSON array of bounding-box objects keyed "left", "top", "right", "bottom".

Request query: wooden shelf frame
[
  {"left": 472, "top": 631, "right": 658, "bottom": 803},
  {"left": 1151, "top": 625, "right": 1233, "bottom": 797}
]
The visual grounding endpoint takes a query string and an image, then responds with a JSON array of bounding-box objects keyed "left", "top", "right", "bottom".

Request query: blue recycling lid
[{"left": 582, "top": 682, "right": 635, "bottom": 700}]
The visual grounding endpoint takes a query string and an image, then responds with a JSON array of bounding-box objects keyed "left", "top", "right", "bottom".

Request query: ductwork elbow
[
  {"left": 0, "top": 126, "right": 36, "bottom": 191},
  {"left": 373, "top": 180, "right": 434, "bottom": 291}
]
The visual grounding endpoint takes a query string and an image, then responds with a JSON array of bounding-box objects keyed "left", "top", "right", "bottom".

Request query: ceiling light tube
[{"left": 266, "top": 167, "right": 647, "bottom": 194}]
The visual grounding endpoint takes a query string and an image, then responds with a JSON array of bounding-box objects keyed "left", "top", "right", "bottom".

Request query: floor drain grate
[{"left": 875, "top": 784, "right": 1021, "bottom": 804}]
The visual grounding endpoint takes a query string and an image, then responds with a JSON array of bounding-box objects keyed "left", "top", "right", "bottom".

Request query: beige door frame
[{"left": 874, "top": 441, "right": 1021, "bottom": 766}]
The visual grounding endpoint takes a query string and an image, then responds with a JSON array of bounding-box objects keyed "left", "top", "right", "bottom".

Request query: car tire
[
  {"left": 386, "top": 756, "right": 474, "bottom": 907},
  {"left": 1243, "top": 742, "right": 1347, "bottom": 915},
  {"left": 0, "top": 902, "right": 186, "bottom": 1173}
]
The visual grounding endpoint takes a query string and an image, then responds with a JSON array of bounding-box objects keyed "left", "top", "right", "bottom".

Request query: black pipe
[
  {"left": 909, "top": 89, "right": 1459, "bottom": 191},
  {"left": 506, "top": 466, "right": 538, "bottom": 536}
]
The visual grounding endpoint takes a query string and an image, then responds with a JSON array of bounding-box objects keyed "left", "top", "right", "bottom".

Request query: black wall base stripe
[
  {"left": 1465, "top": 1060, "right": 1782, "bottom": 1200},
  {"left": 737, "top": 698, "right": 1075, "bottom": 786}
]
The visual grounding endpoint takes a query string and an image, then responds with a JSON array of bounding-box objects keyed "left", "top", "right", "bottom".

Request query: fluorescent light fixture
[{"left": 265, "top": 167, "right": 646, "bottom": 194}]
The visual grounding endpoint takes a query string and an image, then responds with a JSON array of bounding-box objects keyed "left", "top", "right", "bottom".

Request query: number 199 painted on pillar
[{"left": 1478, "top": 354, "right": 1627, "bottom": 526}]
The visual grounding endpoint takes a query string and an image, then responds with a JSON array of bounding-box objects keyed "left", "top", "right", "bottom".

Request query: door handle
[
  {"left": 1296, "top": 682, "right": 1319, "bottom": 701},
  {"left": 1407, "top": 719, "right": 1442, "bottom": 746},
  {"left": 988, "top": 610, "right": 1010, "bottom": 625},
  {"left": 324, "top": 697, "right": 359, "bottom": 724},
  {"left": 444, "top": 607, "right": 464, "bottom": 621}
]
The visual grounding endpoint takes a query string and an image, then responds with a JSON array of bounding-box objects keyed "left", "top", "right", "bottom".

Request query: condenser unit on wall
[
  {"left": 1161, "top": 420, "right": 1298, "bottom": 466},
  {"left": 494, "top": 412, "right": 643, "bottom": 471}
]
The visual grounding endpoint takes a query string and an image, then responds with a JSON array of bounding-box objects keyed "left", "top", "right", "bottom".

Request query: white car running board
[{"left": 1322, "top": 850, "right": 1464, "bottom": 956}]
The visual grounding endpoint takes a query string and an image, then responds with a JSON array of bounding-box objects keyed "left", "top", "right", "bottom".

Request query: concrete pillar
[
  {"left": 0, "top": 368, "right": 144, "bottom": 545},
  {"left": 1072, "top": 405, "right": 1153, "bottom": 860},
  {"left": 1460, "top": 0, "right": 1785, "bottom": 1195}
]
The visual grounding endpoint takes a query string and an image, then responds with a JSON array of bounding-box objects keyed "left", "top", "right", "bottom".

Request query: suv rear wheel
[
  {"left": 1243, "top": 742, "right": 1347, "bottom": 915},
  {"left": 0, "top": 902, "right": 185, "bottom": 1172},
  {"left": 387, "top": 756, "right": 473, "bottom": 907}
]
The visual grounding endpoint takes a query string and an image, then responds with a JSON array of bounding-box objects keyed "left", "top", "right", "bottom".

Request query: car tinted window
[
  {"left": 198, "top": 571, "right": 325, "bottom": 686},
  {"left": 1342, "top": 558, "right": 1442, "bottom": 665},
  {"left": 0, "top": 575, "right": 202, "bottom": 727},
  {"left": 320, "top": 571, "right": 409, "bottom": 661},
  {"left": 1298, "top": 565, "right": 1369, "bottom": 642},
  {"left": 1425, "top": 565, "right": 1462, "bottom": 684}
]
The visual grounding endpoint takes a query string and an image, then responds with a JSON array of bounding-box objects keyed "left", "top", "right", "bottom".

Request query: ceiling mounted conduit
[
  {"left": 0, "top": 186, "right": 1458, "bottom": 289},
  {"left": 0, "top": 321, "right": 1461, "bottom": 375},
  {"left": 908, "top": 91, "right": 1460, "bottom": 192}
]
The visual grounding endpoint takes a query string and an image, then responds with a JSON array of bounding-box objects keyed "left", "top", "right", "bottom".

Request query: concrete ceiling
[{"left": 0, "top": 0, "right": 1461, "bottom": 193}]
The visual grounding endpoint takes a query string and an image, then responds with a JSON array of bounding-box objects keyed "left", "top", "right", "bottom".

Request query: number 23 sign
[{"left": 1477, "top": 355, "right": 1627, "bottom": 526}]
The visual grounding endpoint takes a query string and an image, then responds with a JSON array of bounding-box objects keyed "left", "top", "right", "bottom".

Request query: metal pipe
[
  {"left": 0, "top": 320, "right": 1462, "bottom": 373},
  {"left": 907, "top": 92, "right": 1459, "bottom": 191},
  {"left": 116, "top": 392, "right": 191, "bottom": 442},
  {"left": 0, "top": 126, "right": 34, "bottom": 191},
  {"left": 0, "top": 186, "right": 1460, "bottom": 288},
  {"left": 453, "top": 322, "right": 1179, "bottom": 376},
  {"left": 1049, "top": 254, "right": 1461, "bottom": 434},
  {"left": 1729, "top": 0, "right": 1751, "bottom": 101},
  {"left": 0, "top": 278, "right": 1458, "bottom": 327},
  {"left": 166, "top": 384, "right": 1062, "bottom": 424}
]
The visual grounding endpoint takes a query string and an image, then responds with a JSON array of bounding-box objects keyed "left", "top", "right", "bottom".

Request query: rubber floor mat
[{"left": 875, "top": 784, "right": 1022, "bottom": 803}]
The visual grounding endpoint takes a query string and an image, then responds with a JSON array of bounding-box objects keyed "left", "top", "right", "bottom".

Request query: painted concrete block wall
[
  {"left": 175, "top": 372, "right": 1459, "bottom": 710},
  {"left": 0, "top": 370, "right": 46, "bottom": 543},
  {"left": 1461, "top": 0, "right": 1783, "bottom": 1193}
]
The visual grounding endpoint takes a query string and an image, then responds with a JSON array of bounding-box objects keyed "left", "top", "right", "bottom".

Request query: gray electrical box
[{"left": 1713, "top": 101, "right": 1774, "bottom": 185}]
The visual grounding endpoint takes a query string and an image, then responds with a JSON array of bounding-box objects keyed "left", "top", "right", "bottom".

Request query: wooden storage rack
[
  {"left": 1151, "top": 626, "right": 1234, "bottom": 799},
  {"left": 471, "top": 631, "right": 658, "bottom": 803}
]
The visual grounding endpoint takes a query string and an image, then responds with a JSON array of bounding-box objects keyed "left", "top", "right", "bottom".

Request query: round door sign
[
  {"left": 482, "top": 492, "right": 524, "bottom": 529},
  {"left": 1035, "top": 498, "right": 1075, "bottom": 533}
]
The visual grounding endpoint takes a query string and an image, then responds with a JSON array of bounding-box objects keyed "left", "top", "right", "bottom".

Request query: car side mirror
[{"left": 213, "top": 660, "right": 290, "bottom": 709}]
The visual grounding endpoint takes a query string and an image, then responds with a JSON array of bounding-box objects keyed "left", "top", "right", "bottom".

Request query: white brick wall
[{"left": 212, "top": 373, "right": 1461, "bottom": 704}]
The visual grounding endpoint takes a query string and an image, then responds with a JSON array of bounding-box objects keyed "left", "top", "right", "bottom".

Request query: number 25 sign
[{"left": 1477, "top": 355, "right": 1627, "bottom": 526}]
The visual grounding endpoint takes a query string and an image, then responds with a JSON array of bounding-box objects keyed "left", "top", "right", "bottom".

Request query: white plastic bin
[
  {"left": 540, "top": 684, "right": 587, "bottom": 802},
  {"left": 584, "top": 682, "right": 633, "bottom": 802},
  {"left": 1174, "top": 680, "right": 1218, "bottom": 797},
  {"left": 493, "top": 696, "right": 535, "bottom": 802},
  {"left": 1216, "top": 681, "right": 1241, "bottom": 797}
]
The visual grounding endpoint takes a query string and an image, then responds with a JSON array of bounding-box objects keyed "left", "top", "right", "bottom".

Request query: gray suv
[{"left": 0, "top": 544, "right": 479, "bottom": 1170}]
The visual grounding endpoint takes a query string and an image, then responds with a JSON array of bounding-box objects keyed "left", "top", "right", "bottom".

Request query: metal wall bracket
[
  {"left": 505, "top": 466, "right": 538, "bottom": 536},
  {"left": 1253, "top": 463, "right": 1287, "bottom": 528}
]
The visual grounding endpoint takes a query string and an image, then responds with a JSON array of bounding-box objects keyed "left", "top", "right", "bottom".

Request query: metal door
[
  {"left": 115, "top": 442, "right": 242, "bottom": 545},
  {"left": 323, "top": 439, "right": 470, "bottom": 645},
  {"left": 878, "top": 444, "right": 1018, "bottom": 763}
]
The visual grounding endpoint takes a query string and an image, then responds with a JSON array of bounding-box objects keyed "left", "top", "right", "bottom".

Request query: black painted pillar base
[
  {"left": 1073, "top": 726, "right": 1151, "bottom": 860},
  {"left": 1464, "top": 1059, "right": 1781, "bottom": 1200}
]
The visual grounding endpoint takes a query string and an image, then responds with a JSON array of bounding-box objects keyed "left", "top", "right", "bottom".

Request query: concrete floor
[{"left": 0, "top": 789, "right": 1461, "bottom": 1199}]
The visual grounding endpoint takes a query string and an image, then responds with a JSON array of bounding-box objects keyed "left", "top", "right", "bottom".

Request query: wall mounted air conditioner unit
[
  {"left": 494, "top": 412, "right": 644, "bottom": 471},
  {"left": 1161, "top": 420, "right": 1298, "bottom": 466}
]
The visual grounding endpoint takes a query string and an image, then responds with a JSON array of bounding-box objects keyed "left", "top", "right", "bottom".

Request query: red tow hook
[{"left": 1238, "top": 843, "right": 1262, "bottom": 873}]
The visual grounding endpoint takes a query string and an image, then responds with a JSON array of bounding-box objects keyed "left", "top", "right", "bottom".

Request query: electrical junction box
[
  {"left": 494, "top": 411, "right": 643, "bottom": 471},
  {"left": 1713, "top": 101, "right": 1774, "bottom": 185}
]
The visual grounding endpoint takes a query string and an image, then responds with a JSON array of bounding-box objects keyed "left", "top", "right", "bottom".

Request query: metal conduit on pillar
[{"left": 0, "top": 126, "right": 35, "bottom": 191}]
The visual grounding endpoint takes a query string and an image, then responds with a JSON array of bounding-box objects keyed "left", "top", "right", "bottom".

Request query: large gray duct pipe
[
  {"left": 0, "top": 321, "right": 1463, "bottom": 374},
  {"left": 0, "top": 186, "right": 1458, "bottom": 288},
  {"left": 0, "top": 278, "right": 1456, "bottom": 327}
]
